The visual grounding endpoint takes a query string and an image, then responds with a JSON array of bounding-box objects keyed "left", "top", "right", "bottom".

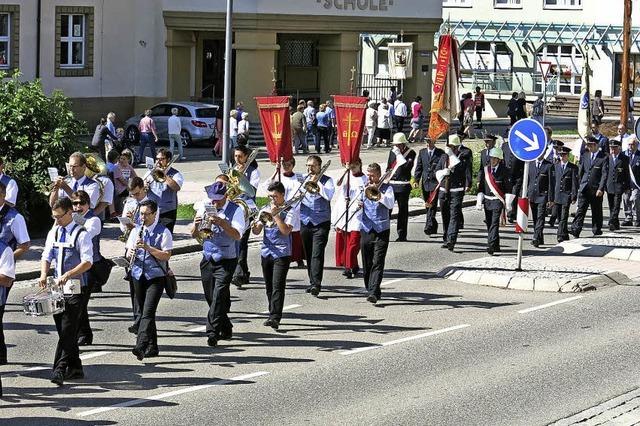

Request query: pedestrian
[
  {"left": 376, "top": 100, "right": 391, "bottom": 147},
  {"left": 477, "top": 147, "right": 509, "bottom": 255},
  {"left": 291, "top": 104, "right": 308, "bottom": 154},
  {"left": 553, "top": 146, "right": 579, "bottom": 242},
  {"left": 229, "top": 109, "right": 238, "bottom": 149},
  {"left": 365, "top": 101, "right": 378, "bottom": 150},
  {"left": 137, "top": 110, "right": 159, "bottom": 165},
  {"left": 516, "top": 91, "right": 527, "bottom": 121},
  {"left": 628, "top": 90, "right": 635, "bottom": 128},
  {"left": 612, "top": 123, "right": 631, "bottom": 151},
  {"left": 462, "top": 93, "right": 475, "bottom": 136},
  {"left": 315, "top": 104, "right": 331, "bottom": 153},
  {"left": 143, "top": 148, "right": 183, "bottom": 232},
  {"left": 414, "top": 137, "right": 445, "bottom": 235},
  {"left": 113, "top": 149, "right": 137, "bottom": 215},
  {"left": 606, "top": 139, "right": 630, "bottom": 231},
  {"left": 591, "top": 89, "right": 605, "bottom": 125},
  {"left": 393, "top": 94, "right": 407, "bottom": 134},
  {"left": 106, "top": 112, "right": 118, "bottom": 152},
  {"left": 238, "top": 112, "right": 250, "bottom": 145},
  {"left": 168, "top": 107, "right": 185, "bottom": 162},
  {"left": 590, "top": 123, "right": 610, "bottom": 154},
  {"left": 235, "top": 101, "right": 244, "bottom": 121},
  {"left": 507, "top": 92, "right": 519, "bottom": 125},
  {"left": 325, "top": 99, "right": 337, "bottom": 148},
  {"left": 474, "top": 86, "right": 485, "bottom": 128},
  {"left": 408, "top": 96, "right": 424, "bottom": 143},
  {"left": 91, "top": 118, "right": 117, "bottom": 161},
  {"left": 571, "top": 136, "right": 608, "bottom": 238},
  {"left": 532, "top": 94, "right": 545, "bottom": 124}
]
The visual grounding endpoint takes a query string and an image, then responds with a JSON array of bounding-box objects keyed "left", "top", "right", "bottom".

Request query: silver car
[{"left": 123, "top": 101, "right": 219, "bottom": 148}]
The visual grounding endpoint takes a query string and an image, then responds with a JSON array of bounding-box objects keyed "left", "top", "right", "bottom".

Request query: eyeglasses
[
  {"left": 52, "top": 211, "right": 70, "bottom": 219},
  {"left": 71, "top": 201, "right": 87, "bottom": 206},
  {"left": 156, "top": 157, "right": 166, "bottom": 161},
  {"left": 140, "top": 211, "right": 155, "bottom": 216}
]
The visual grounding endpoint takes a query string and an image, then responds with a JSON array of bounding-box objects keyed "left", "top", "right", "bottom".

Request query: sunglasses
[{"left": 71, "top": 201, "right": 87, "bottom": 206}]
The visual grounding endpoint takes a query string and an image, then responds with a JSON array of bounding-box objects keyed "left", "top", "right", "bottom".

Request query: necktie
[
  {"left": 492, "top": 167, "right": 496, "bottom": 175},
  {"left": 72, "top": 180, "right": 78, "bottom": 192},
  {"left": 59, "top": 227, "right": 67, "bottom": 243},
  {"left": 591, "top": 153, "right": 596, "bottom": 163}
]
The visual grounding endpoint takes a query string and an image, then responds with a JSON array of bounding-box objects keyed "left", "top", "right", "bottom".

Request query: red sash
[{"left": 484, "top": 165, "right": 505, "bottom": 205}]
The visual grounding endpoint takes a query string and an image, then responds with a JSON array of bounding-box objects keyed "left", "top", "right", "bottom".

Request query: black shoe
[
  {"left": 341, "top": 269, "right": 349, "bottom": 277},
  {"left": 593, "top": 230, "right": 603, "bottom": 236},
  {"left": 77, "top": 335, "right": 93, "bottom": 346},
  {"left": 310, "top": 286, "right": 320, "bottom": 297},
  {"left": 441, "top": 243, "right": 448, "bottom": 249},
  {"left": 128, "top": 325, "right": 138, "bottom": 334},
  {"left": 207, "top": 335, "right": 218, "bottom": 347},
  {"left": 353, "top": 266, "right": 360, "bottom": 276},
  {"left": 296, "top": 261, "right": 305, "bottom": 269},
  {"left": 487, "top": 247, "right": 494, "bottom": 255},
  {"left": 263, "top": 319, "right": 274, "bottom": 328},
  {"left": 0, "top": 357, "right": 7, "bottom": 366},
  {"left": 268, "top": 319, "right": 280, "bottom": 330},
  {"left": 219, "top": 329, "right": 233, "bottom": 340},
  {"left": 144, "top": 346, "right": 159, "bottom": 358},
  {"left": 50, "top": 370, "right": 65, "bottom": 386},
  {"left": 531, "top": 240, "right": 539, "bottom": 248},
  {"left": 132, "top": 346, "right": 145, "bottom": 361},
  {"left": 570, "top": 229, "right": 580, "bottom": 238},
  {"left": 508, "top": 217, "right": 515, "bottom": 224},
  {"left": 366, "top": 294, "right": 378, "bottom": 304},
  {"left": 231, "top": 276, "right": 243, "bottom": 288},
  {"left": 608, "top": 225, "right": 616, "bottom": 231},
  {"left": 64, "top": 368, "right": 84, "bottom": 380},
  {"left": 447, "top": 242, "right": 454, "bottom": 251},
  {"left": 345, "top": 270, "right": 354, "bottom": 279},
  {"left": 557, "top": 237, "right": 565, "bottom": 243},
  {"left": 635, "top": 223, "right": 640, "bottom": 227},
  {"left": 622, "top": 220, "right": 633, "bottom": 226},
  {"left": 305, "top": 286, "right": 313, "bottom": 293},
  {"left": 395, "top": 237, "right": 407, "bottom": 242}
]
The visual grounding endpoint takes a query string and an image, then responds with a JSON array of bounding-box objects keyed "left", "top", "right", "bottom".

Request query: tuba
[
  {"left": 224, "top": 149, "right": 259, "bottom": 220},
  {"left": 84, "top": 152, "right": 107, "bottom": 203}
]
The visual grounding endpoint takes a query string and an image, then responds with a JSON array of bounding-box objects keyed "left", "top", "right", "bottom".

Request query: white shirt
[
  {"left": 230, "top": 117, "right": 238, "bottom": 137},
  {"left": 58, "top": 176, "right": 100, "bottom": 209},
  {"left": 144, "top": 169, "right": 184, "bottom": 199},
  {"left": 125, "top": 221, "right": 173, "bottom": 252},
  {"left": 0, "top": 173, "right": 18, "bottom": 205},
  {"left": 332, "top": 173, "right": 368, "bottom": 230},
  {"left": 245, "top": 167, "right": 261, "bottom": 190},
  {"left": 195, "top": 199, "right": 246, "bottom": 235},
  {"left": 303, "top": 174, "right": 335, "bottom": 202},
  {"left": 120, "top": 196, "right": 160, "bottom": 233},
  {"left": 168, "top": 115, "right": 182, "bottom": 135},
  {"left": 238, "top": 119, "right": 250, "bottom": 135},
  {"left": 0, "top": 204, "right": 30, "bottom": 245},
  {"left": 258, "top": 204, "right": 296, "bottom": 228},
  {"left": 365, "top": 107, "right": 377, "bottom": 128},
  {"left": 261, "top": 172, "right": 304, "bottom": 231},
  {"left": 0, "top": 244, "right": 15, "bottom": 279},
  {"left": 42, "top": 222, "right": 94, "bottom": 278},
  {"left": 97, "top": 175, "right": 114, "bottom": 206},
  {"left": 81, "top": 213, "right": 102, "bottom": 239},
  {"left": 394, "top": 100, "right": 407, "bottom": 117},
  {"left": 377, "top": 106, "right": 390, "bottom": 129},
  {"left": 379, "top": 184, "right": 396, "bottom": 210}
]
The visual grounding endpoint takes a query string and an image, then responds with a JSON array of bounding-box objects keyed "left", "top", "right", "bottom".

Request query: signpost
[
  {"left": 509, "top": 119, "right": 548, "bottom": 271},
  {"left": 538, "top": 60, "right": 552, "bottom": 127}
]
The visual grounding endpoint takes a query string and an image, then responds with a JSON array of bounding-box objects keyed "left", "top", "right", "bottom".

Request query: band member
[
  {"left": 571, "top": 136, "right": 609, "bottom": 238},
  {"left": 0, "top": 182, "right": 29, "bottom": 365},
  {"left": 360, "top": 163, "right": 394, "bottom": 303},
  {"left": 70, "top": 191, "right": 103, "bottom": 346},
  {"left": 126, "top": 200, "right": 172, "bottom": 360},
  {"left": 554, "top": 146, "right": 579, "bottom": 242},
  {"left": 414, "top": 137, "right": 445, "bottom": 235},
  {"left": 332, "top": 160, "right": 367, "bottom": 279},
  {"left": 528, "top": 151, "right": 555, "bottom": 247},
  {"left": 93, "top": 174, "right": 115, "bottom": 221},
  {"left": 231, "top": 145, "right": 260, "bottom": 287},
  {"left": 438, "top": 135, "right": 471, "bottom": 251},
  {"left": 605, "top": 139, "right": 630, "bottom": 231},
  {"left": 501, "top": 138, "right": 524, "bottom": 222},
  {"left": 478, "top": 147, "right": 508, "bottom": 255},
  {"left": 252, "top": 182, "right": 295, "bottom": 329},
  {"left": 300, "top": 155, "right": 335, "bottom": 296},
  {"left": 191, "top": 181, "right": 244, "bottom": 347},
  {"left": 144, "top": 148, "right": 183, "bottom": 232},
  {"left": 0, "top": 157, "right": 18, "bottom": 206},
  {"left": 0, "top": 238, "right": 14, "bottom": 394},
  {"left": 39, "top": 197, "right": 94, "bottom": 386},
  {"left": 622, "top": 137, "right": 640, "bottom": 226},
  {"left": 49, "top": 152, "right": 100, "bottom": 209},
  {"left": 386, "top": 133, "right": 416, "bottom": 241},
  {"left": 120, "top": 177, "right": 160, "bottom": 334}
]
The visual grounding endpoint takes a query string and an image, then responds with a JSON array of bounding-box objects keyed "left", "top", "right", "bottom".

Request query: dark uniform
[
  {"left": 545, "top": 142, "right": 562, "bottom": 226},
  {"left": 623, "top": 148, "right": 640, "bottom": 225},
  {"left": 386, "top": 146, "right": 416, "bottom": 241},
  {"left": 438, "top": 147, "right": 472, "bottom": 250},
  {"left": 571, "top": 148, "right": 609, "bottom": 237},
  {"left": 553, "top": 157, "right": 579, "bottom": 242},
  {"left": 414, "top": 145, "right": 445, "bottom": 235},
  {"left": 478, "top": 163, "right": 508, "bottom": 254},
  {"left": 457, "top": 144, "right": 473, "bottom": 229},
  {"left": 605, "top": 148, "right": 630, "bottom": 230},
  {"left": 501, "top": 141, "right": 524, "bottom": 222},
  {"left": 527, "top": 158, "right": 555, "bottom": 246}
]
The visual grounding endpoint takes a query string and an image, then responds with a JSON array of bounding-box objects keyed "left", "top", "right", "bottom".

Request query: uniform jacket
[
  {"left": 386, "top": 147, "right": 416, "bottom": 192},
  {"left": 627, "top": 149, "right": 640, "bottom": 190},
  {"left": 414, "top": 146, "right": 445, "bottom": 192},
  {"left": 578, "top": 150, "right": 609, "bottom": 194},
  {"left": 501, "top": 142, "right": 524, "bottom": 195},
  {"left": 479, "top": 164, "right": 508, "bottom": 211},
  {"left": 606, "top": 152, "right": 630, "bottom": 195},
  {"left": 527, "top": 159, "right": 555, "bottom": 203},
  {"left": 554, "top": 162, "right": 579, "bottom": 205},
  {"left": 436, "top": 150, "right": 472, "bottom": 191}
]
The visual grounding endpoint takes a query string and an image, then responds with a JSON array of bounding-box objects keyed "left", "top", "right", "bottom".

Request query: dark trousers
[
  {"left": 77, "top": 287, "right": 93, "bottom": 340},
  {"left": 439, "top": 191, "right": 464, "bottom": 245},
  {"left": 301, "top": 221, "right": 330, "bottom": 289},
  {"left": 316, "top": 127, "right": 330, "bottom": 153},
  {"left": 53, "top": 290, "right": 86, "bottom": 373},
  {"left": 422, "top": 189, "right": 439, "bottom": 235},
  {"left": 159, "top": 209, "right": 177, "bottom": 233},
  {"left": 484, "top": 207, "right": 502, "bottom": 249},
  {"left": 530, "top": 200, "right": 547, "bottom": 244},
  {"left": 201, "top": 257, "right": 236, "bottom": 337},
  {"left": 233, "top": 228, "right": 251, "bottom": 281},
  {"left": 549, "top": 203, "right": 559, "bottom": 224},
  {"left": 137, "top": 132, "right": 156, "bottom": 164},
  {"left": 394, "top": 186, "right": 410, "bottom": 240},
  {"left": 361, "top": 229, "right": 390, "bottom": 298},
  {"left": 261, "top": 256, "right": 290, "bottom": 321},
  {"left": 132, "top": 276, "right": 164, "bottom": 350},
  {"left": 607, "top": 192, "right": 623, "bottom": 228},
  {"left": 572, "top": 190, "right": 604, "bottom": 237},
  {"left": 475, "top": 107, "right": 483, "bottom": 123},
  {"left": 0, "top": 286, "right": 10, "bottom": 361},
  {"left": 557, "top": 203, "right": 571, "bottom": 240},
  {"left": 393, "top": 116, "right": 405, "bottom": 133},
  {"left": 128, "top": 277, "right": 141, "bottom": 329}
]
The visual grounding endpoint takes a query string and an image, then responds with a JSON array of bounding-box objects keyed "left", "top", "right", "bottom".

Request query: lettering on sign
[{"left": 316, "top": 0, "right": 395, "bottom": 12}]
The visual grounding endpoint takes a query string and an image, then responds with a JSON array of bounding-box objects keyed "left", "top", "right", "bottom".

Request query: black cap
[
  {"left": 552, "top": 139, "right": 564, "bottom": 147},
  {"left": 610, "top": 139, "right": 622, "bottom": 147},
  {"left": 559, "top": 146, "right": 572, "bottom": 154},
  {"left": 586, "top": 136, "right": 598, "bottom": 144}
]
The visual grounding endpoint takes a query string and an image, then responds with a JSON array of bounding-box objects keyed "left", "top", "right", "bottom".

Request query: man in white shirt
[
  {"left": 393, "top": 94, "right": 408, "bottom": 134},
  {"left": 49, "top": 152, "right": 100, "bottom": 209},
  {"left": 168, "top": 107, "right": 185, "bottom": 161},
  {"left": 0, "top": 158, "right": 18, "bottom": 207},
  {"left": 143, "top": 148, "right": 184, "bottom": 232}
]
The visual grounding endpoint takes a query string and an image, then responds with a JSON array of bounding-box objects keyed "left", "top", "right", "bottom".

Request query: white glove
[
  {"left": 444, "top": 147, "right": 453, "bottom": 156},
  {"left": 442, "top": 168, "right": 451, "bottom": 176},
  {"left": 392, "top": 146, "right": 401, "bottom": 156}
]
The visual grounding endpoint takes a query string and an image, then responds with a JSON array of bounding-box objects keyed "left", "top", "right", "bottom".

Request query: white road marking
[
  {"left": 77, "top": 371, "right": 270, "bottom": 417},
  {"left": 518, "top": 296, "right": 583, "bottom": 314},
  {"left": 339, "top": 324, "right": 471, "bottom": 355},
  {"left": 16, "top": 351, "right": 112, "bottom": 376},
  {"left": 187, "top": 304, "right": 303, "bottom": 331},
  {"left": 381, "top": 278, "right": 405, "bottom": 287}
]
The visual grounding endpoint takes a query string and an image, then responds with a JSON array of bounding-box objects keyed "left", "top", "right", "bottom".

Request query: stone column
[
  {"left": 318, "top": 32, "right": 360, "bottom": 100},
  {"left": 166, "top": 29, "right": 195, "bottom": 100}
]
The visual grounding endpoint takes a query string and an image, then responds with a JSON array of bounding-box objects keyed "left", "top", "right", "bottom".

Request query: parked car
[{"left": 123, "top": 101, "right": 219, "bottom": 148}]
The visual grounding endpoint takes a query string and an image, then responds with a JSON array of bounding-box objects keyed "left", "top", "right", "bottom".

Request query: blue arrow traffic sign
[{"left": 508, "top": 118, "right": 548, "bottom": 162}]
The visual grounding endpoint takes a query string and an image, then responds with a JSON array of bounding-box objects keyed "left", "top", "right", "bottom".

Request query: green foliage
[{"left": 0, "top": 71, "right": 86, "bottom": 235}]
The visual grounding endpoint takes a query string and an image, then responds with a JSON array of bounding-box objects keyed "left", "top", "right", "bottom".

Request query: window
[
  {"left": 55, "top": 6, "right": 94, "bottom": 77},
  {"left": 150, "top": 105, "right": 171, "bottom": 117},
  {"left": 0, "top": 6, "right": 19, "bottom": 71},
  {"left": 442, "top": 0, "right": 472, "bottom": 7},
  {"left": 536, "top": 44, "right": 583, "bottom": 94},
  {"left": 0, "top": 13, "right": 9, "bottom": 69},
  {"left": 544, "top": 0, "right": 582, "bottom": 9},
  {"left": 494, "top": 0, "right": 521, "bottom": 7},
  {"left": 460, "top": 41, "right": 512, "bottom": 72},
  {"left": 282, "top": 40, "right": 317, "bottom": 67},
  {"left": 376, "top": 47, "right": 389, "bottom": 76}
]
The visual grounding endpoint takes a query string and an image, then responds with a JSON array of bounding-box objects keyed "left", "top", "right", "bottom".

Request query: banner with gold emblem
[
  {"left": 255, "top": 96, "right": 293, "bottom": 162},
  {"left": 333, "top": 95, "right": 368, "bottom": 165},
  {"left": 428, "top": 34, "right": 460, "bottom": 141}
]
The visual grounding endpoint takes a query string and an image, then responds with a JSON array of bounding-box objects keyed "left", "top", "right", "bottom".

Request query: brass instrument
[
  {"left": 195, "top": 205, "right": 218, "bottom": 245},
  {"left": 254, "top": 196, "right": 299, "bottom": 228},
  {"left": 149, "top": 156, "right": 177, "bottom": 183},
  {"left": 303, "top": 160, "right": 331, "bottom": 195},
  {"left": 364, "top": 168, "right": 394, "bottom": 201},
  {"left": 84, "top": 152, "right": 107, "bottom": 203},
  {"left": 118, "top": 200, "right": 140, "bottom": 242},
  {"left": 235, "top": 149, "right": 259, "bottom": 174}
]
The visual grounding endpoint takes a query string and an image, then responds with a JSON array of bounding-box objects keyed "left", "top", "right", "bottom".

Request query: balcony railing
[{"left": 459, "top": 70, "right": 558, "bottom": 95}]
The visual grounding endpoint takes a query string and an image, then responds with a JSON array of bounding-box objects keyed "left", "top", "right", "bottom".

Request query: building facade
[{"left": 1, "top": 0, "right": 441, "bottom": 125}]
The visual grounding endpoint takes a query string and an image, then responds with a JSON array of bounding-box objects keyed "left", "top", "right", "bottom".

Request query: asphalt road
[{"left": 2, "top": 208, "right": 639, "bottom": 425}]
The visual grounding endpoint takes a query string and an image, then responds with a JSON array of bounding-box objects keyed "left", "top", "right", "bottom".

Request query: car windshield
[{"left": 195, "top": 108, "right": 217, "bottom": 118}]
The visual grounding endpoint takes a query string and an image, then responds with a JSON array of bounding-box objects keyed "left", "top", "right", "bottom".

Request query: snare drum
[{"left": 23, "top": 290, "right": 65, "bottom": 316}]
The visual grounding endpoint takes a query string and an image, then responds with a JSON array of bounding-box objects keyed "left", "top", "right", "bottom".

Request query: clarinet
[{"left": 128, "top": 226, "right": 144, "bottom": 271}]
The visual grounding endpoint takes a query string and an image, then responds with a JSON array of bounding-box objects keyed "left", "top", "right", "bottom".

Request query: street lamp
[{"left": 221, "top": 0, "right": 233, "bottom": 165}]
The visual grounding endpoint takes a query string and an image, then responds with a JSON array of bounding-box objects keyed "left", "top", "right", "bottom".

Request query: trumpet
[
  {"left": 48, "top": 175, "right": 73, "bottom": 192},
  {"left": 303, "top": 160, "right": 331, "bottom": 195},
  {"left": 364, "top": 168, "right": 394, "bottom": 201}
]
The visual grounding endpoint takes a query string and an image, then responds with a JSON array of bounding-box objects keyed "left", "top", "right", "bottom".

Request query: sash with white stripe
[{"left": 484, "top": 165, "right": 506, "bottom": 206}]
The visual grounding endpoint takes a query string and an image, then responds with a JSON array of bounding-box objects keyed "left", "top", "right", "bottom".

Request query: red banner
[
  {"left": 428, "top": 35, "right": 459, "bottom": 141},
  {"left": 432, "top": 35, "right": 451, "bottom": 95},
  {"left": 333, "top": 95, "right": 368, "bottom": 165},
  {"left": 255, "top": 96, "right": 293, "bottom": 162}
]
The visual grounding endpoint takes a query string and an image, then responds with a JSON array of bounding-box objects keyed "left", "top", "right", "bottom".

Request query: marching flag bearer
[
  {"left": 478, "top": 147, "right": 509, "bottom": 255},
  {"left": 360, "top": 163, "right": 395, "bottom": 304},
  {"left": 554, "top": 146, "right": 579, "bottom": 242}
]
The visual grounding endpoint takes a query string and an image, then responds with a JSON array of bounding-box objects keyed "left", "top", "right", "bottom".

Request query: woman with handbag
[{"left": 126, "top": 199, "right": 172, "bottom": 360}]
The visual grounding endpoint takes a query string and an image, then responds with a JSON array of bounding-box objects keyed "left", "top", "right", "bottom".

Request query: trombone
[
  {"left": 148, "top": 156, "right": 177, "bottom": 183},
  {"left": 297, "top": 159, "right": 331, "bottom": 197},
  {"left": 364, "top": 167, "right": 394, "bottom": 202}
]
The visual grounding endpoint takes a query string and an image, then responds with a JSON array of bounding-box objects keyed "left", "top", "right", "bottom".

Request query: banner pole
[{"left": 344, "top": 167, "right": 351, "bottom": 275}]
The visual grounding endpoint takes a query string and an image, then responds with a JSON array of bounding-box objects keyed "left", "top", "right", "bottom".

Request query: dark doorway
[{"left": 202, "top": 39, "right": 225, "bottom": 102}]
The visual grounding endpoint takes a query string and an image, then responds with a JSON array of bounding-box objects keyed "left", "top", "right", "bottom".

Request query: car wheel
[
  {"left": 126, "top": 126, "right": 140, "bottom": 144},
  {"left": 181, "top": 130, "right": 192, "bottom": 148}
]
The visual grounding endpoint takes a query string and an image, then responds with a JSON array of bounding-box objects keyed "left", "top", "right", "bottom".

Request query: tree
[{"left": 0, "top": 72, "right": 86, "bottom": 235}]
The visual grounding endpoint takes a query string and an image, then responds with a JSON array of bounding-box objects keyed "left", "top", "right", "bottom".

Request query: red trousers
[
  {"left": 335, "top": 230, "right": 361, "bottom": 269},
  {"left": 290, "top": 231, "right": 304, "bottom": 263}
]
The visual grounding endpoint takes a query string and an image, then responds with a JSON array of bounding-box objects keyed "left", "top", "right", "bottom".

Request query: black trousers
[
  {"left": 361, "top": 229, "right": 390, "bottom": 298},
  {"left": 77, "top": 287, "right": 93, "bottom": 340},
  {"left": 53, "top": 289, "right": 86, "bottom": 373},
  {"left": 201, "top": 257, "right": 236, "bottom": 337},
  {"left": 129, "top": 277, "right": 141, "bottom": 329},
  {"left": 393, "top": 116, "right": 405, "bottom": 133},
  {"left": 557, "top": 203, "right": 571, "bottom": 240},
  {"left": 261, "top": 256, "right": 291, "bottom": 321},
  {"left": 132, "top": 276, "right": 164, "bottom": 350},
  {"left": 475, "top": 106, "right": 483, "bottom": 123},
  {"left": 607, "top": 192, "right": 623, "bottom": 228},
  {"left": 159, "top": 209, "right": 177, "bottom": 233},
  {"left": 233, "top": 228, "right": 251, "bottom": 281},
  {"left": 572, "top": 190, "right": 604, "bottom": 237},
  {"left": 301, "top": 221, "right": 330, "bottom": 289},
  {"left": 0, "top": 286, "right": 10, "bottom": 361},
  {"left": 316, "top": 127, "right": 330, "bottom": 153},
  {"left": 484, "top": 207, "right": 502, "bottom": 249},
  {"left": 439, "top": 191, "right": 464, "bottom": 245},
  {"left": 422, "top": 188, "right": 439, "bottom": 235},
  {"left": 394, "top": 186, "right": 411, "bottom": 240},
  {"left": 530, "top": 200, "right": 547, "bottom": 244},
  {"left": 549, "top": 203, "right": 559, "bottom": 223}
]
